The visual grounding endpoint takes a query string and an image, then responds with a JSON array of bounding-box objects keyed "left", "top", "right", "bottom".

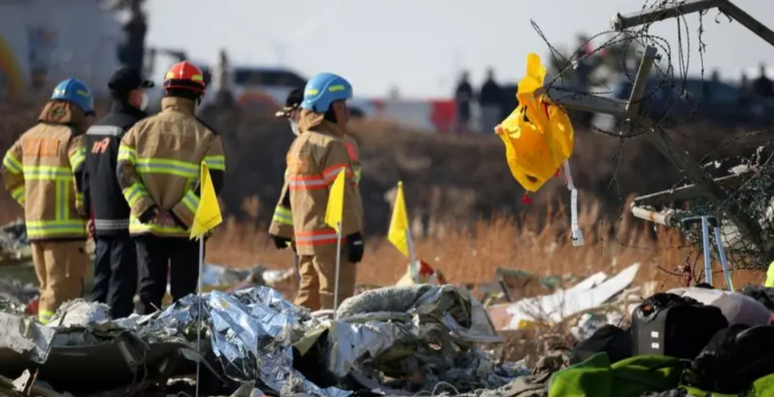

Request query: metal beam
[
  {"left": 539, "top": 45, "right": 656, "bottom": 118},
  {"left": 639, "top": 125, "right": 763, "bottom": 244},
  {"left": 626, "top": 46, "right": 659, "bottom": 115},
  {"left": 612, "top": 0, "right": 774, "bottom": 48},
  {"left": 632, "top": 173, "right": 746, "bottom": 207},
  {"left": 611, "top": 0, "right": 718, "bottom": 31},
  {"left": 541, "top": 87, "right": 628, "bottom": 116},
  {"left": 718, "top": 1, "right": 774, "bottom": 48},
  {"left": 538, "top": 45, "right": 768, "bottom": 254},
  {"left": 630, "top": 206, "right": 681, "bottom": 227}
]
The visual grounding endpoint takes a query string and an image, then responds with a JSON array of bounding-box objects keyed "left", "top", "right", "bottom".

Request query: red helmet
[{"left": 163, "top": 61, "right": 206, "bottom": 93}]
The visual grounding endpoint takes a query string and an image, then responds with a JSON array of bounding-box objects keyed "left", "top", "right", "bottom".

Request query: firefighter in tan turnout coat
[
  {"left": 270, "top": 88, "right": 365, "bottom": 283},
  {"left": 269, "top": 87, "right": 364, "bottom": 243},
  {"left": 1, "top": 78, "right": 95, "bottom": 324},
  {"left": 285, "top": 72, "right": 364, "bottom": 310},
  {"left": 116, "top": 61, "right": 226, "bottom": 314}
]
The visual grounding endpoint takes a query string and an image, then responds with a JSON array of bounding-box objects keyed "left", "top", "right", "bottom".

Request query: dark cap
[
  {"left": 275, "top": 87, "right": 304, "bottom": 118},
  {"left": 108, "top": 67, "right": 154, "bottom": 93}
]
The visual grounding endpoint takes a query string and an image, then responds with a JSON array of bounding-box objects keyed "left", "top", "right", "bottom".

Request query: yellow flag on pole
[
  {"left": 325, "top": 168, "right": 346, "bottom": 232},
  {"left": 766, "top": 261, "right": 774, "bottom": 287},
  {"left": 190, "top": 162, "right": 223, "bottom": 240},
  {"left": 388, "top": 181, "right": 410, "bottom": 257}
]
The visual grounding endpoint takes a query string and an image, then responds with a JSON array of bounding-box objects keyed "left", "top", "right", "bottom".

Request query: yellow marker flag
[
  {"left": 190, "top": 162, "right": 223, "bottom": 240},
  {"left": 388, "top": 181, "right": 410, "bottom": 257},
  {"left": 766, "top": 261, "right": 774, "bottom": 287},
  {"left": 325, "top": 168, "right": 346, "bottom": 233}
]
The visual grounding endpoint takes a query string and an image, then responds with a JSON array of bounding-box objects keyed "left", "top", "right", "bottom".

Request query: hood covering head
[
  {"left": 297, "top": 109, "right": 345, "bottom": 137},
  {"left": 38, "top": 100, "right": 90, "bottom": 133}
]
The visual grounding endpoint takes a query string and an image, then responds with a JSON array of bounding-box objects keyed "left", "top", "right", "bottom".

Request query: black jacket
[
  {"left": 84, "top": 100, "right": 147, "bottom": 236},
  {"left": 479, "top": 79, "right": 503, "bottom": 106}
]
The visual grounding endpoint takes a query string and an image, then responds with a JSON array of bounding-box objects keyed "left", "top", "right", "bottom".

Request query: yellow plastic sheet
[{"left": 496, "top": 53, "right": 575, "bottom": 193}]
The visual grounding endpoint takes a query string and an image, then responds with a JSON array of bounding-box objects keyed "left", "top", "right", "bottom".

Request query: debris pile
[
  {"left": 0, "top": 221, "right": 29, "bottom": 265},
  {"left": 0, "top": 285, "right": 526, "bottom": 396}
]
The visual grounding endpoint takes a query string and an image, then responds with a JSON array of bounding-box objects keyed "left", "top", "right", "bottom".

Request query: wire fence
[{"left": 530, "top": 0, "right": 774, "bottom": 282}]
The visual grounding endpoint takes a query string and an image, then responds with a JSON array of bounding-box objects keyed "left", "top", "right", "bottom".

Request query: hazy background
[{"left": 147, "top": 0, "right": 774, "bottom": 98}]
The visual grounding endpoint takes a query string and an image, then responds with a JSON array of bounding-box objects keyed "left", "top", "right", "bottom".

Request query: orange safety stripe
[
  {"left": 345, "top": 142, "right": 359, "bottom": 162},
  {"left": 295, "top": 229, "right": 343, "bottom": 245},
  {"left": 322, "top": 164, "right": 354, "bottom": 183},
  {"left": 289, "top": 174, "right": 327, "bottom": 190}
]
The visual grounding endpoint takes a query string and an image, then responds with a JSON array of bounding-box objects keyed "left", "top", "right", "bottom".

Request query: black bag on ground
[
  {"left": 631, "top": 293, "right": 728, "bottom": 359},
  {"left": 741, "top": 285, "right": 774, "bottom": 312},
  {"left": 573, "top": 324, "right": 632, "bottom": 364},
  {"left": 684, "top": 324, "right": 774, "bottom": 394}
]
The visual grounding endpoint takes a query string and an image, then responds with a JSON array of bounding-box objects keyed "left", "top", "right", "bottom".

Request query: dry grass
[
  {"left": 206, "top": 194, "right": 767, "bottom": 291},
  {"left": 0, "top": 101, "right": 768, "bottom": 292}
]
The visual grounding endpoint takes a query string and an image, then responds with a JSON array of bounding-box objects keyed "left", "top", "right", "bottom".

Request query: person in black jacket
[
  {"left": 83, "top": 67, "right": 152, "bottom": 319},
  {"left": 479, "top": 68, "right": 503, "bottom": 134}
]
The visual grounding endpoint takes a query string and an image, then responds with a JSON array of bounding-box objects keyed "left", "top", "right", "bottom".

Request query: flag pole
[
  {"left": 406, "top": 228, "right": 418, "bottom": 283},
  {"left": 195, "top": 236, "right": 204, "bottom": 397},
  {"left": 333, "top": 221, "right": 342, "bottom": 311}
]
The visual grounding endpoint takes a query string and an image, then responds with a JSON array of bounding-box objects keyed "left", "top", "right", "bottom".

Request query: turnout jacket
[
  {"left": 116, "top": 97, "right": 225, "bottom": 238},
  {"left": 285, "top": 110, "right": 363, "bottom": 255},
  {"left": 268, "top": 133, "right": 362, "bottom": 240},
  {"left": 84, "top": 100, "right": 147, "bottom": 236},
  {"left": 1, "top": 101, "right": 88, "bottom": 241}
]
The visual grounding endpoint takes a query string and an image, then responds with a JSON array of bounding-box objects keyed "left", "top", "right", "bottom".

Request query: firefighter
[
  {"left": 116, "top": 61, "right": 225, "bottom": 314},
  {"left": 269, "top": 87, "right": 304, "bottom": 250},
  {"left": 84, "top": 67, "right": 153, "bottom": 319},
  {"left": 269, "top": 87, "right": 364, "bottom": 249},
  {"left": 1, "top": 78, "right": 94, "bottom": 324},
  {"left": 287, "top": 72, "right": 364, "bottom": 310}
]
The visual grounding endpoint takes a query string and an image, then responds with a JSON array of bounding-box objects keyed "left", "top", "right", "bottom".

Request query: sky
[{"left": 146, "top": 0, "right": 774, "bottom": 99}]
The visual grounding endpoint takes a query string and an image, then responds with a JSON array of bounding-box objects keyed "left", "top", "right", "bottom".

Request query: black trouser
[
  {"left": 91, "top": 233, "right": 138, "bottom": 319},
  {"left": 135, "top": 235, "right": 200, "bottom": 315}
]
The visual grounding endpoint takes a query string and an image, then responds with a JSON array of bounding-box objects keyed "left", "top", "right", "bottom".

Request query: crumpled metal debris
[
  {"left": 0, "top": 221, "right": 29, "bottom": 263},
  {"left": 48, "top": 299, "right": 112, "bottom": 328},
  {"left": 0, "top": 278, "right": 37, "bottom": 313},
  {"left": 0, "top": 311, "right": 56, "bottom": 363},
  {"left": 326, "top": 285, "right": 513, "bottom": 392},
  {"left": 0, "top": 284, "right": 523, "bottom": 396},
  {"left": 116, "top": 287, "right": 349, "bottom": 397},
  {"left": 504, "top": 347, "right": 573, "bottom": 397}
]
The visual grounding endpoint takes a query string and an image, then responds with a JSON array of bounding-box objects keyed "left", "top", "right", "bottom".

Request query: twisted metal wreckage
[
  {"left": 612, "top": 0, "right": 774, "bottom": 275},
  {"left": 1, "top": 0, "right": 773, "bottom": 396},
  {"left": 0, "top": 285, "right": 518, "bottom": 397},
  {"left": 542, "top": 0, "right": 774, "bottom": 276}
]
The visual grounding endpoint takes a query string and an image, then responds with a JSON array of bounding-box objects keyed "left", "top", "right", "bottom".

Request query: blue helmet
[
  {"left": 301, "top": 72, "right": 353, "bottom": 113},
  {"left": 50, "top": 78, "right": 95, "bottom": 115}
]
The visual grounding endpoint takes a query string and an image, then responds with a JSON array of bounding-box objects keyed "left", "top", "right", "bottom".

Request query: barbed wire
[{"left": 531, "top": 0, "right": 774, "bottom": 284}]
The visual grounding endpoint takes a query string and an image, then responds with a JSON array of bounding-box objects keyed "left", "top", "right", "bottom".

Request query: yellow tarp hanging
[{"left": 496, "top": 53, "right": 575, "bottom": 192}]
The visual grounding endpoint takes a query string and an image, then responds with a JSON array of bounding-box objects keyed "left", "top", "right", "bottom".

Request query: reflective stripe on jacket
[
  {"left": 286, "top": 110, "right": 363, "bottom": 255},
  {"left": 83, "top": 100, "right": 147, "bottom": 236},
  {"left": 268, "top": 134, "right": 362, "bottom": 240},
  {"left": 0, "top": 101, "right": 88, "bottom": 241},
  {"left": 116, "top": 97, "right": 225, "bottom": 238}
]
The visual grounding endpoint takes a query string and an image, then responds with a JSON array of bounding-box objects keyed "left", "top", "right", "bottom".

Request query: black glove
[
  {"left": 347, "top": 233, "right": 364, "bottom": 263},
  {"left": 138, "top": 205, "right": 158, "bottom": 223},
  {"left": 272, "top": 235, "right": 293, "bottom": 250}
]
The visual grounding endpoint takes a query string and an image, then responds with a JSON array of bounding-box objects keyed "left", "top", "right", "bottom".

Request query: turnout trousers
[
  {"left": 294, "top": 248, "right": 356, "bottom": 311},
  {"left": 135, "top": 235, "right": 199, "bottom": 315},
  {"left": 90, "top": 234, "right": 138, "bottom": 319},
  {"left": 31, "top": 240, "right": 89, "bottom": 324}
]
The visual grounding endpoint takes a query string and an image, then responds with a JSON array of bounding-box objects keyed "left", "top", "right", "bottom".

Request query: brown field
[
  {"left": 0, "top": 99, "right": 769, "bottom": 293},
  {"left": 206, "top": 195, "right": 767, "bottom": 291}
]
